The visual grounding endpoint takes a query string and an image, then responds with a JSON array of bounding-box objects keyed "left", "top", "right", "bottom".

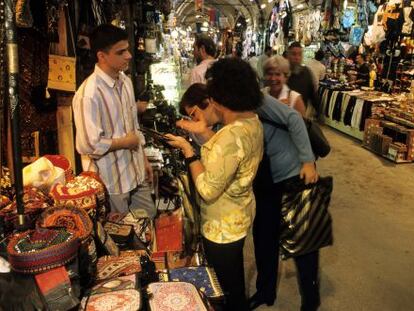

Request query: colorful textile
[
  {"left": 81, "top": 289, "right": 141, "bottom": 311},
  {"left": 49, "top": 172, "right": 106, "bottom": 210},
  {"left": 0, "top": 195, "right": 10, "bottom": 209},
  {"left": 91, "top": 274, "right": 137, "bottom": 295},
  {"left": 147, "top": 282, "right": 207, "bottom": 311},
  {"left": 154, "top": 209, "right": 183, "bottom": 252},
  {"left": 35, "top": 266, "right": 80, "bottom": 310},
  {"left": 7, "top": 228, "right": 79, "bottom": 273},
  {"left": 169, "top": 266, "right": 224, "bottom": 299},
  {"left": 38, "top": 205, "right": 93, "bottom": 241},
  {"left": 96, "top": 255, "right": 141, "bottom": 281},
  {"left": 0, "top": 186, "right": 51, "bottom": 216}
]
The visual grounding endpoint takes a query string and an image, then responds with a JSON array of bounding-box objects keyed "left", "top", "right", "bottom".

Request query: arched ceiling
[
  {"left": 173, "top": 0, "right": 263, "bottom": 30},
  {"left": 172, "top": 0, "right": 324, "bottom": 32}
]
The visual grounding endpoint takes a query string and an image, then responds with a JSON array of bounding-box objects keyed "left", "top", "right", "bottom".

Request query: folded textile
[
  {"left": 38, "top": 205, "right": 93, "bottom": 241},
  {"left": 96, "top": 255, "right": 141, "bottom": 281},
  {"left": 49, "top": 172, "right": 106, "bottom": 210}
]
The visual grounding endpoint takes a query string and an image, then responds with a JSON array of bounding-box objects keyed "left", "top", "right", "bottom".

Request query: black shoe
[{"left": 248, "top": 292, "right": 275, "bottom": 310}]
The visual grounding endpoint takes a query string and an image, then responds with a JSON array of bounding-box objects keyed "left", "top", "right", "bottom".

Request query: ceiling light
[
  {"left": 260, "top": 4, "right": 266, "bottom": 9},
  {"left": 296, "top": 4, "right": 304, "bottom": 9},
  {"left": 203, "top": 21, "right": 209, "bottom": 27},
  {"left": 237, "top": 23, "right": 241, "bottom": 26},
  {"left": 246, "top": 18, "right": 250, "bottom": 23},
  {"left": 200, "top": 26, "right": 208, "bottom": 32},
  {"left": 268, "top": 0, "right": 273, "bottom": 3}
]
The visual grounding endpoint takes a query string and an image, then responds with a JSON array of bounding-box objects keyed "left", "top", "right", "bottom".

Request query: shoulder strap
[{"left": 259, "top": 116, "right": 289, "bottom": 131}]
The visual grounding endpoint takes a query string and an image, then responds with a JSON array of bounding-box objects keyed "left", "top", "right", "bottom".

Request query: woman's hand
[
  {"left": 165, "top": 134, "right": 194, "bottom": 158},
  {"left": 300, "top": 162, "right": 318, "bottom": 185},
  {"left": 176, "top": 107, "right": 208, "bottom": 135}
]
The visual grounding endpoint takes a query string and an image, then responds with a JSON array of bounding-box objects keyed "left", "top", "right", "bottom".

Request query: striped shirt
[{"left": 72, "top": 65, "right": 146, "bottom": 195}]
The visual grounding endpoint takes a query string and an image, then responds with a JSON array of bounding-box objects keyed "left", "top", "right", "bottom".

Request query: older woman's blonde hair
[{"left": 263, "top": 55, "right": 290, "bottom": 77}]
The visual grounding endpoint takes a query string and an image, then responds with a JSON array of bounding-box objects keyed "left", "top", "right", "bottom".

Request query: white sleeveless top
[{"left": 263, "top": 84, "right": 301, "bottom": 108}]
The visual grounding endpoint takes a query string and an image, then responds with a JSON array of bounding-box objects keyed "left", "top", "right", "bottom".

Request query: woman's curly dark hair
[{"left": 206, "top": 58, "right": 263, "bottom": 112}]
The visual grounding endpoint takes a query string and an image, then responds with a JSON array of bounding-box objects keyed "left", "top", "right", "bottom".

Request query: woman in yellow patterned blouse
[{"left": 167, "top": 58, "right": 264, "bottom": 311}]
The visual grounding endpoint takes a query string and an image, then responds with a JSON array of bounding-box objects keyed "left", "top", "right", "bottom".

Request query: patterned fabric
[
  {"left": 72, "top": 65, "right": 146, "bottom": 195},
  {"left": 0, "top": 195, "right": 10, "bottom": 209},
  {"left": 38, "top": 205, "right": 93, "bottom": 241},
  {"left": 0, "top": 186, "right": 51, "bottom": 216},
  {"left": 91, "top": 274, "right": 137, "bottom": 295},
  {"left": 49, "top": 172, "right": 106, "bottom": 210},
  {"left": 147, "top": 282, "right": 207, "bottom": 311},
  {"left": 82, "top": 289, "right": 141, "bottom": 311},
  {"left": 169, "top": 266, "right": 224, "bottom": 299},
  {"left": 7, "top": 228, "right": 79, "bottom": 273},
  {"left": 121, "top": 213, "right": 152, "bottom": 243},
  {"left": 96, "top": 255, "right": 141, "bottom": 281},
  {"left": 197, "top": 116, "right": 263, "bottom": 243}
]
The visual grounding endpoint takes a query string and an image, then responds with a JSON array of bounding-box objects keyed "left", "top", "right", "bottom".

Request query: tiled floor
[{"left": 243, "top": 126, "right": 414, "bottom": 311}]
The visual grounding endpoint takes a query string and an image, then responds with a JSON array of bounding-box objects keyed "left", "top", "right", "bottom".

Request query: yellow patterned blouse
[{"left": 196, "top": 116, "right": 264, "bottom": 244}]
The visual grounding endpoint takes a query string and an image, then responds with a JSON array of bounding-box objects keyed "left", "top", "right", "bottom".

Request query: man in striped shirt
[{"left": 72, "top": 24, "right": 155, "bottom": 218}]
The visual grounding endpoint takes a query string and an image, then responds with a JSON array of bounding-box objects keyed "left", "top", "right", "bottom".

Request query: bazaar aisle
[{"left": 244, "top": 125, "right": 414, "bottom": 311}]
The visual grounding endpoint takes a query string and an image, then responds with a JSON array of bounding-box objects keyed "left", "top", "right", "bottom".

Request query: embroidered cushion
[{"left": 81, "top": 289, "right": 141, "bottom": 311}]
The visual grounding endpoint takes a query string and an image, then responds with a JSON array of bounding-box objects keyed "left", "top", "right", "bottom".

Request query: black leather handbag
[{"left": 279, "top": 176, "right": 334, "bottom": 259}]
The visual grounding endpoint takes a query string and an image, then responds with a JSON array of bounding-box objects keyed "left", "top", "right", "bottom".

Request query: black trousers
[
  {"left": 203, "top": 237, "right": 248, "bottom": 311},
  {"left": 253, "top": 180, "right": 321, "bottom": 311}
]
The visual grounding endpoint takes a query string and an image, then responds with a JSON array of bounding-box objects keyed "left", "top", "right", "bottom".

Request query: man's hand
[
  {"left": 124, "top": 131, "right": 140, "bottom": 150},
  {"left": 300, "top": 162, "right": 318, "bottom": 185},
  {"left": 144, "top": 155, "right": 153, "bottom": 184}
]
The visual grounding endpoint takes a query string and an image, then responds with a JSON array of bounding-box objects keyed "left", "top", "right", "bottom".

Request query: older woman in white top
[{"left": 263, "top": 55, "right": 306, "bottom": 117}]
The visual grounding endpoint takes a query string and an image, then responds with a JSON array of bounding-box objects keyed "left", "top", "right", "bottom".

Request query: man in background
[
  {"left": 287, "top": 42, "right": 318, "bottom": 118},
  {"left": 354, "top": 54, "right": 370, "bottom": 87},
  {"left": 257, "top": 46, "right": 273, "bottom": 84},
  {"left": 190, "top": 34, "right": 216, "bottom": 84},
  {"left": 306, "top": 50, "right": 326, "bottom": 90}
]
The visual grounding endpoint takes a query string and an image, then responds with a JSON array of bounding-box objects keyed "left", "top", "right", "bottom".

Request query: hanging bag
[{"left": 279, "top": 176, "right": 334, "bottom": 259}]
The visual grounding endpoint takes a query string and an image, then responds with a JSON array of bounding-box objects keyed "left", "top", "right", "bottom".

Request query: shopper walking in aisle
[
  {"left": 72, "top": 24, "right": 155, "bottom": 218},
  {"left": 167, "top": 58, "right": 264, "bottom": 311},
  {"left": 306, "top": 50, "right": 327, "bottom": 90},
  {"left": 248, "top": 91, "right": 320, "bottom": 310},
  {"left": 263, "top": 55, "right": 307, "bottom": 117},
  {"left": 287, "top": 42, "right": 319, "bottom": 118},
  {"left": 190, "top": 34, "right": 216, "bottom": 85}
]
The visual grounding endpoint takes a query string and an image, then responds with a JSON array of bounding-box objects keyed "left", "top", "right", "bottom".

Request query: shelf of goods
[
  {"left": 363, "top": 110, "right": 414, "bottom": 164},
  {"left": 319, "top": 85, "right": 396, "bottom": 141}
]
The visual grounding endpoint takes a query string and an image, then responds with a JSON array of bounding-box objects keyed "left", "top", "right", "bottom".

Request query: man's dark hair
[
  {"left": 207, "top": 58, "right": 262, "bottom": 112},
  {"left": 195, "top": 34, "right": 216, "bottom": 57},
  {"left": 90, "top": 24, "right": 128, "bottom": 58},
  {"left": 315, "top": 50, "right": 325, "bottom": 61},
  {"left": 179, "top": 83, "right": 209, "bottom": 115},
  {"left": 264, "top": 45, "right": 272, "bottom": 53},
  {"left": 288, "top": 41, "right": 303, "bottom": 50}
]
